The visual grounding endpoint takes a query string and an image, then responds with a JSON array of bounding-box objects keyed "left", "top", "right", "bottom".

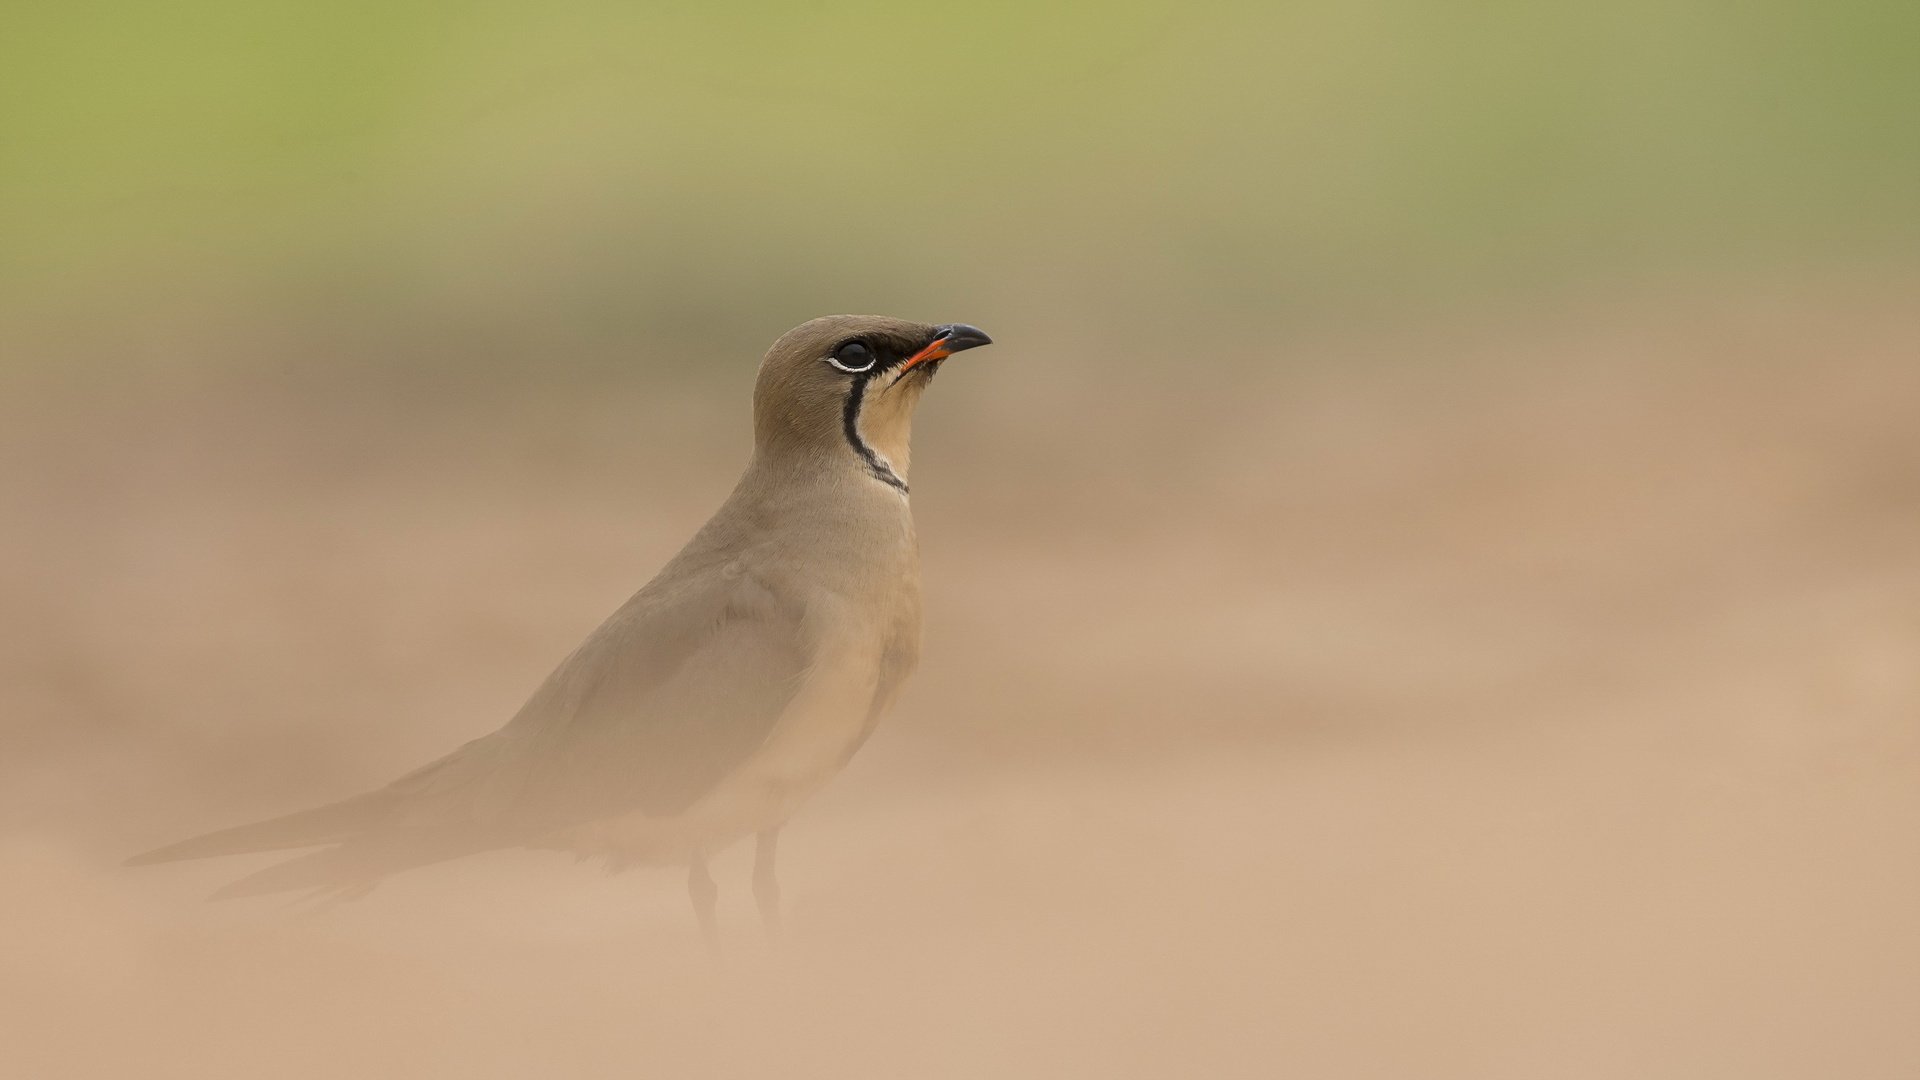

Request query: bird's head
[{"left": 751, "top": 315, "right": 993, "bottom": 493}]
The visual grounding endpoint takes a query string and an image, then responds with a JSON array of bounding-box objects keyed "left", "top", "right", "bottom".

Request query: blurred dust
[{"left": 5, "top": 281, "right": 1920, "bottom": 1078}]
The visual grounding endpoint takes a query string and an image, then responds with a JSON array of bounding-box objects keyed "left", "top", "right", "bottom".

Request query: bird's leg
[
  {"left": 688, "top": 857, "right": 719, "bottom": 954},
  {"left": 753, "top": 827, "right": 782, "bottom": 941}
]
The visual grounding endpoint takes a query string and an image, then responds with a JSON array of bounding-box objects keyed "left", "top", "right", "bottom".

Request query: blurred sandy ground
[{"left": 1, "top": 272, "right": 1916, "bottom": 1077}]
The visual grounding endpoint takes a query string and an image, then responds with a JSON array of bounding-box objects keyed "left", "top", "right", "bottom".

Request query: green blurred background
[{"left": 4, "top": 0, "right": 1916, "bottom": 377}]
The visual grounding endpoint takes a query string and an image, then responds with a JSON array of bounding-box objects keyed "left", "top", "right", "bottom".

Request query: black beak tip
[{"left": 933, "top": 323, "right": 993, "bottom": 353}]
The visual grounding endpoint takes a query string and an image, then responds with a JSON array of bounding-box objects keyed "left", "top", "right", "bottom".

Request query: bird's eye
[{"left": 827, "top": 341, "right": 876, "bottom": 373}]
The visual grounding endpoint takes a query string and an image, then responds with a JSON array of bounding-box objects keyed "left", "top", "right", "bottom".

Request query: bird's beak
[{"left": 900, "top": 324, "right": 993, "bottom": 374}]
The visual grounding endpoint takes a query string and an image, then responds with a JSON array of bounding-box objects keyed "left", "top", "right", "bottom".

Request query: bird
[{"left": 127, "top": 315, "right": 994, "bottom": 948}]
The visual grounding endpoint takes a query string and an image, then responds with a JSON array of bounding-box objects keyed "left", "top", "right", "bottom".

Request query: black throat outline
[{"left": 841, "top": 376, "right": 909, "bottom": 495}]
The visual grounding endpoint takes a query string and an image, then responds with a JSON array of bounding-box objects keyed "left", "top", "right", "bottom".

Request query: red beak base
[{"left": 900, "top": 323, "right": 993, "bottom": 373}]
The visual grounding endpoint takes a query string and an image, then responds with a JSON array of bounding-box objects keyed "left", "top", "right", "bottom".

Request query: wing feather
[{"left": 134, "top": 567, "right": 814, "bottom": 897}]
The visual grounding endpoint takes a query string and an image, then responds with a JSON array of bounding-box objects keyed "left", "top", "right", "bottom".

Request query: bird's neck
[
  {"left": 716, "top": 453, "right": 920, "bottom": 601},
  {"left": 736, "top": 445, "right": 916, "bottom": 515},
  {"left": 752, "top": 395, "right": 922, "bottom": 497}
]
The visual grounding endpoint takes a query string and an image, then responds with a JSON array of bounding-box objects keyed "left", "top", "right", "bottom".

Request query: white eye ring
[
  {"left": 825, "top": 341, "right": 877, "bottom": 373},
  {"left": 829, "top": 353, "right": 879, "bottom": 374}
]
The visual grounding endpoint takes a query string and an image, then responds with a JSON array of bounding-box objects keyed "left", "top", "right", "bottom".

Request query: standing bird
[{"left": 128, "top": 315, "right": 993, "bottom": 946}]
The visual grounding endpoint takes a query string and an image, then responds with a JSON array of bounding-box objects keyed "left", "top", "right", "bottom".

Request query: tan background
[{"left": 5, "top": 3, "right": 1920, "bottom": 1077}]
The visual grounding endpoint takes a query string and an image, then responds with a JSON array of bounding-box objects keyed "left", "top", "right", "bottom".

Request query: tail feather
[
  {"left": 128, "top": 744, "right": 511, "bottom": 898},
  {"left": 207, "top": 831, "right": 491, "bottom": 900},
  {"left": 123, "top": 791, "right": 397, "bottom": 866}
]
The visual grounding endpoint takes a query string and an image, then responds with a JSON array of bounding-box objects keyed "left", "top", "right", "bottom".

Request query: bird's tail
[
  {"left": 123, "top": 790, "right": 398, "bottom": 867},
  {"left": 127, "top": 739, "right": 512, "bottom": 899},
  {"left": 128, "top": 789, "right": 499, "bottom": 901},
  {"left": 204, "top": 832, "right": 486, "bottom": 900}
]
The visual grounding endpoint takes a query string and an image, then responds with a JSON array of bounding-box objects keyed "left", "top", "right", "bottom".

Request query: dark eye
[{"left": 828, "top": 340, "right": 876, "bottom": 373}]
